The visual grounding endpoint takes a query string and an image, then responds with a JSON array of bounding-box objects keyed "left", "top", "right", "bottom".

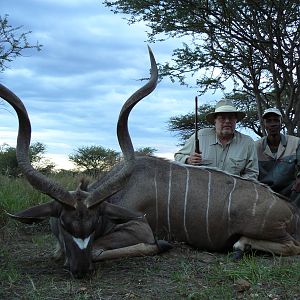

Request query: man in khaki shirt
[{"left": 174, "top": 99, "right": 259, "bottom": 180}]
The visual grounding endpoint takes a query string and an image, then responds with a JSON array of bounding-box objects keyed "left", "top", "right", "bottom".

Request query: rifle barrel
[{"left": 195, "top": 96, "right": 200, "bottom": 153}]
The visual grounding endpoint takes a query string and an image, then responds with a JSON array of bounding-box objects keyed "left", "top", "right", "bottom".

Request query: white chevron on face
[{"left": 72, "top": 236, "right": 91, "bottom": 250}]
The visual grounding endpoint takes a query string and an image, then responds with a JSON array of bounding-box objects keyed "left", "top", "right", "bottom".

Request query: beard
[{"left": 219, "top": 126, "right": 234, "bottom": 138}]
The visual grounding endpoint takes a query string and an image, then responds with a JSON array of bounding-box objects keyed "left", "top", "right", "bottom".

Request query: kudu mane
[{"left": 172, "top": 160, "right": 289, "bottom": 202}]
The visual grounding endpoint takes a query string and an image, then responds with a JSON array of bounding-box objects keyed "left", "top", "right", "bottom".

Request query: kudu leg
[
  {"left": 92, "top": 243, "right": 160, "bottom": 261},
  {"left": 92, "top": 219, "right": 171, "bottom": 262},
  {"left": 234, "top": 236, "right": 300, "bottom": 256}
]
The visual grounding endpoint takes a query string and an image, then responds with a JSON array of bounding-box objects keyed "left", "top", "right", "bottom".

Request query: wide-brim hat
[{"left": 205, "top": 99, "right": 246, "bottom": 124}]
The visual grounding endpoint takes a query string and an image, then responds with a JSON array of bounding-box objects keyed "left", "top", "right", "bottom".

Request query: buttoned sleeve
[
  {"left": 242, "top": 138, "right": 259, "bottom": 180},
  {"left": 174, "top": 133, "right": 196, "bottom": 164}
]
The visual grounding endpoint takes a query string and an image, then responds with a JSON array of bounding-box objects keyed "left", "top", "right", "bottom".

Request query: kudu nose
[
  {"left": 71, "top": 263, "right": 95, "bottom": 279},
  {"left": 73, "top": 271, "right": 85, "bottom": 279}
]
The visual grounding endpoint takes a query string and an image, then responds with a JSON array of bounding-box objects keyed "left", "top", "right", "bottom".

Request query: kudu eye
[
  {"left": 60, "top": 219, "right": 66, "bottom": 228},
  {"left": 60, "top": 217, "right": 70, "bottom": 232},
  {"left": 59, "top": 217, "right": 75, "bottom": 235}
]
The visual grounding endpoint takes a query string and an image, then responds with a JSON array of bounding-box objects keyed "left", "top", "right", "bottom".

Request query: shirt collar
[
  {"left": 262, "top": 133, "right": 287, "bottom": 159},
  {"left": 262, "top": 133, "right": 286, "bottom": 150}
]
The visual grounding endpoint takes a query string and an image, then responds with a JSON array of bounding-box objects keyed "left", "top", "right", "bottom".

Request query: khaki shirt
[{"left": 174, "top": 128, "right": 259, "bottom": 180}]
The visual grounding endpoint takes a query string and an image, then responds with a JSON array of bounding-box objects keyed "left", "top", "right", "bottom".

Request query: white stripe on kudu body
[
  {"left": 183, "top": 166, "right": 190, "bottom": 243},
  {"left": 167, "top": 163, "right": 172, "bottom": 234},
  {"left": 252, "top": 182, "right": 259, "bottom": 216},
  {"left": 260, "top": 193, "right": 277, "bottom": 232},
  {"left": 227, "top": 177, "right": 237, "bottom": 236},
  {"left": 206, "top": 170, "right": 213, "bottom": 246},
  {"left": 296, "top": 215, "right": 300, "bottom": 238},
  {"left": 154, "top": 170, "right": 159, "bottom": 234}
]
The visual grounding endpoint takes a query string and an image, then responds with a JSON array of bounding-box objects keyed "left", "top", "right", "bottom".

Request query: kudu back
[{"left": 2, "top": 47, "right": 300, "bottom": 278}]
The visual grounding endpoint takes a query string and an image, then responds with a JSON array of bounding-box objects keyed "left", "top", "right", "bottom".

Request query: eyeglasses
[{"left": 215, "top": 114, "right": 237, "bottom": 122}]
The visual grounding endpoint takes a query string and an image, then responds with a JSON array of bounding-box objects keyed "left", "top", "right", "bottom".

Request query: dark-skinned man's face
[{"left": 263, "top": 113, "right": 281, "bottom": 136}]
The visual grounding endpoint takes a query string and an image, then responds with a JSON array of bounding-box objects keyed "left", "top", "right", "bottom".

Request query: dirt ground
[{"left": 1, "top": 222, "right": 300, "bottom": 299}]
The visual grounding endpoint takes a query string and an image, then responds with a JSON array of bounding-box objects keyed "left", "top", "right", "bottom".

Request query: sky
[{"left": 1, "top": 0, "right": 224, "bottom": 169}]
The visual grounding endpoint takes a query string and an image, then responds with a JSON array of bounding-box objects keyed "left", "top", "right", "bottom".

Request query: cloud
[{"left": 1, "top": 0, "right": 220, "bottom": 170}]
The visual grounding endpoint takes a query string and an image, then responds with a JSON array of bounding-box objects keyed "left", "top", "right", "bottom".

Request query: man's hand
[
  {"left": 292, "top": 177, "right": 300, "bottom": 192},
  {"left": 186, "top": 152, "right": 202, "bottom": 165}
]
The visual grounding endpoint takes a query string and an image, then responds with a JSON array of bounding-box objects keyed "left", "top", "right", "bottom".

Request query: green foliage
[
  {"left": 135, "top": 146, "right": 157, "bottom": 156},
  {"left": 0, "top": 172, "right": 81, "bottom": 226},
  {"left": 0, "top": 260, "right": 21, "bottom": 287},
  {"left": 168, "top": 93, "right": 267, "bottom": 143},
  {"left": 104, "top": 0, "right": 300, "bottom": 136},
  {"left": 164, "top": 253, "right": 300, "bottom": 299},
  {"left": 0, "top": 174, "right": 45, "bottom": 227},
  {"left": 0, "top": 175, "right": 47, "bottom": 210},
  {"left": 168, "top": 103, "right": 214, "bottom": 144},
  {"left": 0, "top": 144, "right": 18, "bottom": 176},
  {"left": 30, "top": 142, "right": 56, "bottom": 174},
  {"left": 69, "top": 145, "right": 120, "bottom": 176},
  {"left": 0, "top": 142, "right": 55, "bottom": 177},
  {"left": 0, "top": 14, "right": 42, "bottom": 72},
  {"left": 168, "top": 91, "right": 292, "bottom": 143},
  {"left": 1, "top": 177, "right": 300, "bottom": 300}
]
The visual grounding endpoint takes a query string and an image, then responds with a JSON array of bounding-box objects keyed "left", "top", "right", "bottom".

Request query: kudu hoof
[
  {"left": 231, "top": 249, "right": 244, "bottom": 260},
  {"left": 156, "top": 240, "right": 173, "bottom": 253}
]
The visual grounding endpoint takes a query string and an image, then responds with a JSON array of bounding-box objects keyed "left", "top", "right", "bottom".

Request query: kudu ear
[
  {"left": 101, "top": 202, "right": 144, "bottom": 224},
  {"left": 7, "top": 201, "right": 61, "bottom": 224}
]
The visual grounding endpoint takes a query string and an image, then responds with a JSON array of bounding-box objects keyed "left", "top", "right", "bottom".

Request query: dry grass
[
  {"left": 1, "top": 222, "right": 300, "bottom": 299},
  {"left": 2, "top": 175, "right": 300, "bottom": 299}
]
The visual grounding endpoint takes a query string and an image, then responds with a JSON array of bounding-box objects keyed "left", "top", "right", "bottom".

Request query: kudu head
[{"left": 2, "top": 46, "right": 158, "bottom": 278}]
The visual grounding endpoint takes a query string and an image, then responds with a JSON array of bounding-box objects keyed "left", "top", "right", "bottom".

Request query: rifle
[{"left": 195, "top": 96, "right": 200, "bottom": 154}]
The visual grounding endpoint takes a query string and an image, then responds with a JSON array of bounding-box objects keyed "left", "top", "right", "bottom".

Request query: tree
[
  {"left": 135, "top": 147, "right": 157, "bottom": 156},
  {"left": 0, "top": 14, "right": 42, "bottom": 72},
  {"left": 0, "top": 142, "right": 55, "bottom": 177},
  {"left": 104, "top": 1, "right": 300, "bottom": 136},
  {"left": 0, "top": 144, "right": 18, "bottom": 176},
  {"left": 168, "top": 94, "right": 266, "bottom": 144},
  {"left": 69, "top": 145, "right": 120, "bottom": 176},
  {"left": 30, "top": 142, "right": 56, "bottom": 174},
  {"left": 168, "top": 103, "right": 214, "bottom": 144}
]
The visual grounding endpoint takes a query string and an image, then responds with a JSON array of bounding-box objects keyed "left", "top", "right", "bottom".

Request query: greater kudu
[{"left": 2, "top": 47, "right": 300, "bottom": 278}]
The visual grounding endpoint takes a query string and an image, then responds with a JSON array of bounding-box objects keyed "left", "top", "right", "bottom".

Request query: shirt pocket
[
  {"left": 280, "top": 155, "right": 296, "bottom": 164},
  {"left": 278, "top": 155, "right": 297, "bottom": 177},
  {"left": 228, "top": 157, "right": 247, "bottom": 175}
]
